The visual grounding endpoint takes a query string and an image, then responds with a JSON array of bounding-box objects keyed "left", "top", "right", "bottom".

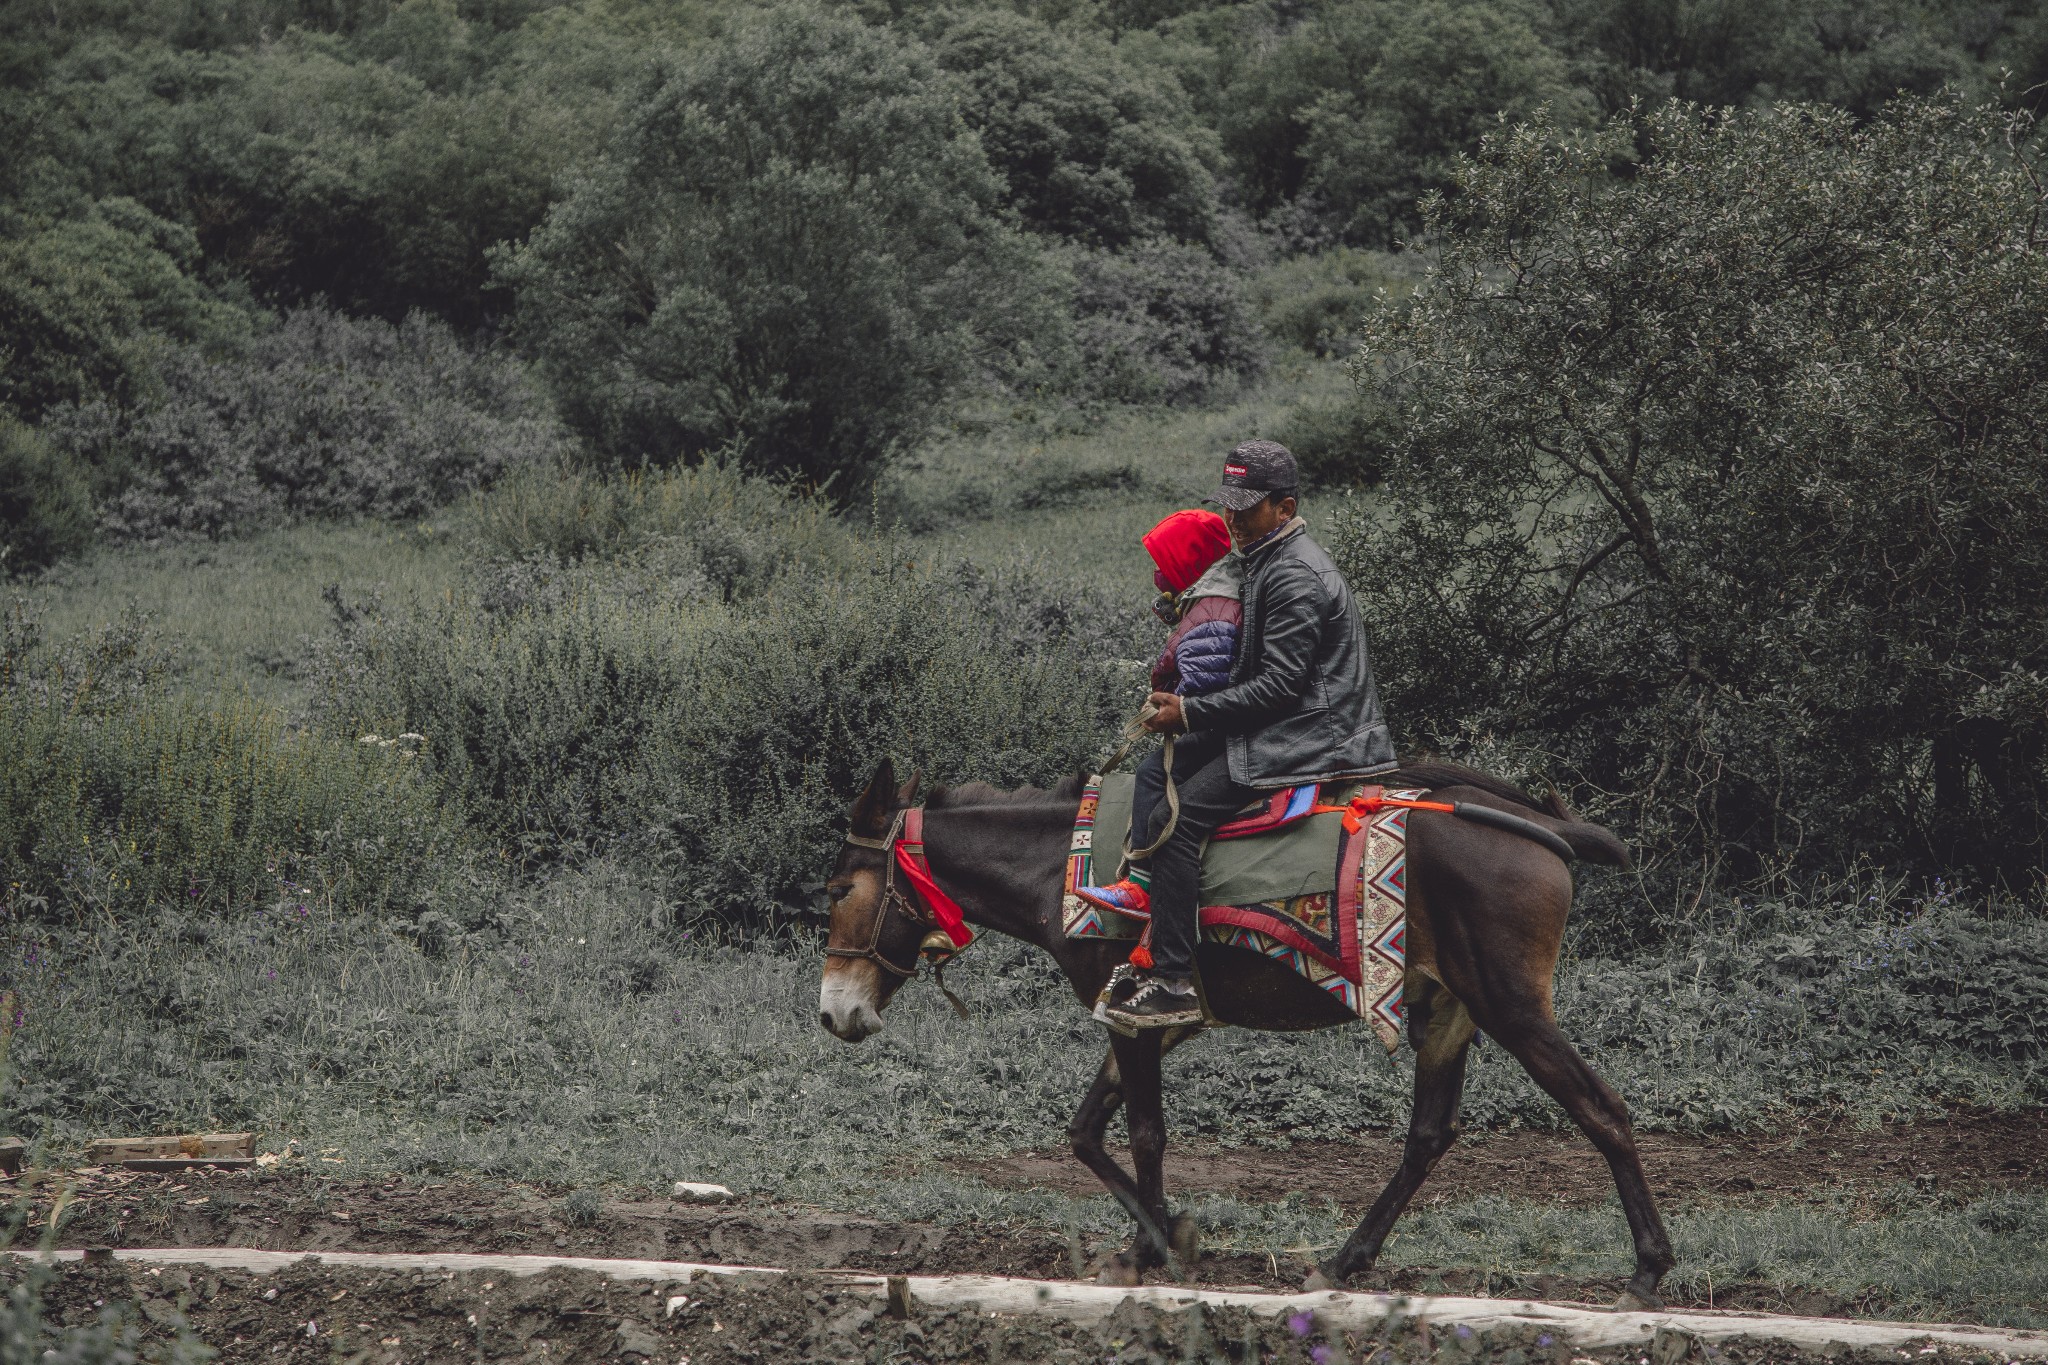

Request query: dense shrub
[
  {"left": 42, "top": 305, "right": 569, "bottom": 540},
  {"left": 0, "top": 610, "right": 466, "bottom": 926},
  {"left": 1250, "top": 248, "right": 1418, "bottom": 358},
  {"left": 1222, "top": 0, "right": 1588, "bottom": 244},
  {"left": 467, "top": 458, "right": 845, "bottom": 595},
  {"left": 323, "top": 478, "right": 1140, "bottom": 924},
  {"left": 0, "top": 420, "right": 95, "bottom": 575},
  {"left": 1343, "top": 97, "right": 2048, "bottom": 886},
  {"left": 0, "top": 196, "right": 249, "bottom": 422},
  {"left": 1272, "top": 395, "right": 1397, "bottom": 490},
  {"left": 29, "top": 25, "right": 619, "bottom": 328},
  {"left": 1066, "top": 238, "right": 1263, "bottom": 406},
  {"left": 924, "top": 8, "right": 1220, "bottom": 248},
  {"left": 500, "top": 5, "right": 1067, "bottom": 489}
]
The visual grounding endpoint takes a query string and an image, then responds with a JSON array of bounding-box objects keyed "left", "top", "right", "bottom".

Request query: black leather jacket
[{"left": 1178, "top": 519, "right": 1396, "bottom": 789}]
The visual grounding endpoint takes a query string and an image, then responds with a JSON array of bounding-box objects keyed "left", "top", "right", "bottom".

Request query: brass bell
[{"left": 918, "top": 931, "right": 956, "bottom": 960}]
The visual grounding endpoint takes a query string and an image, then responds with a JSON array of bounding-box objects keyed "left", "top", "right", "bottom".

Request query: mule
[{"left": 816, "top": 758, "right": 1675, "bottom": 1306}]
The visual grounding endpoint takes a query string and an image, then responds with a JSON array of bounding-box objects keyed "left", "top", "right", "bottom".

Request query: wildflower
[
  {"left": 1312, "top": 1348, "right": 1333, "bottom": 1364},
  {"left": 357, "top": 735, "right": 380, "bottom": 745},
  {"left": 1289, "top": 1312, "right": 1314, "bottom": 1338}
]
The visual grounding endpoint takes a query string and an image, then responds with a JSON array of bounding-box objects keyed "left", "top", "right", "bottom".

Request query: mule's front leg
[
  {"left": 1068, "top": 1031, "right": 1197, "bottom": 1283},
  {"left": 1109, "top": 1029, "right": 1181, "bottom": 1279}
]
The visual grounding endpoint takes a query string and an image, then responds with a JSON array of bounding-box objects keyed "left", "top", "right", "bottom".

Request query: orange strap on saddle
[{"left": 1312, "top": 785, "right": 1457, "bottom": 834}]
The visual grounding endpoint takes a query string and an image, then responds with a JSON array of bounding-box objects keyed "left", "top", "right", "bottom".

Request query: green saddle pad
[{"left": 1090, "top": 771, "right": 1344, "bottom": 905}]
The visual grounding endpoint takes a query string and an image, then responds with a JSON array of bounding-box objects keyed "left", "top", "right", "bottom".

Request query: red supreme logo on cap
[{"left": 1224, "top": 464, "right": 1248, "bottom": 477}]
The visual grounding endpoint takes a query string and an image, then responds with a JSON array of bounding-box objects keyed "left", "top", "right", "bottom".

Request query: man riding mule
[
  {"left": 1081, "top": 439, "right": 1398, "bottom": 1029},
  {"left": 816, "top": 443, "right": 1677, "bottom": 1308}
]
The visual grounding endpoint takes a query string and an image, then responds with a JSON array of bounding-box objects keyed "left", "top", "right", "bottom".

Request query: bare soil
[
  {"left": 6, "top": 1109, "right": 2039, "bottom": 1336},
  {"left": 15, "top": 1258, "right": 2002, "bottom": 1365},
  {"left": 961, "top": 1109, "right": 2048, "bottom": 1212}
]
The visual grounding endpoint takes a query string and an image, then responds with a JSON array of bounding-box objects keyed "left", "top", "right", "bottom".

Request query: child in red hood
[{"left": 1080, "top": 509, "right": 1243, "bottom": 914}]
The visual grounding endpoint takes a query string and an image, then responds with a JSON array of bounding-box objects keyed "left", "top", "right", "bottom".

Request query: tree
[
  {"left": 0, "top": 195, "right": 247, "bottom": 422},
  {"left": 923, "top": 8, "right": 1221, "bottom": 248},
  {"left": 1341, "top": 97, "right": 2048, "bottom": 885},
  {"left": 1224, "top": 0, "right": 1589, "bottom": 245},
  {"left": 497, "top": 4, "right": 1066, "bottom": 488}
]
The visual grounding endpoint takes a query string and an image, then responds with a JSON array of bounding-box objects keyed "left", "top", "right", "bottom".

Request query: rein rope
[{"left": 1101, "top": 702, "right": 1182, "bottom": 866}]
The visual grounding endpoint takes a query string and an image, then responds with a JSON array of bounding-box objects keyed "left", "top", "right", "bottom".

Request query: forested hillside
[{"left": 6, "top": 0, "right": 2043, "bottom": 505}]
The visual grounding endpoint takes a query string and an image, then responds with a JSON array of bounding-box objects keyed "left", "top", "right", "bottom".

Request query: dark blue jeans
[{"left": 1130, "top": 731, "right": 1258, "bottom": 980}]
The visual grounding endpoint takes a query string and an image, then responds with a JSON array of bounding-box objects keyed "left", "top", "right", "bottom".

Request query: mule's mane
[{"left": 925, "top": 773, "right": 1088, "bottom": 811}]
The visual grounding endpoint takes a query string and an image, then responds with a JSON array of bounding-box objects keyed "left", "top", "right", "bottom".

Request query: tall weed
[
  {"left": 322, "top": 528, "right": 1141, "bottom": 923},
  {"left": 1, "top": 600, "right": 468, "bottom": 925}
]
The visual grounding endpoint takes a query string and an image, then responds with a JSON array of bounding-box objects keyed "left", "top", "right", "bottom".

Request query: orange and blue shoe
[{"left": 1077, "top": 878, "right": 1152, "bottom": 916}]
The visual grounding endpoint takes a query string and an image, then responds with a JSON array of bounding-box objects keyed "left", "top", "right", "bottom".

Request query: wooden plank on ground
[
  {"left": 117, "top": 1158, "right": 257, "bottom": 1172},
  {"left": 12, "top": 1248, "right": 2048, "bottom": 1359},
  {"left": 84, "top": 1134, "right": 255, "bottom": 1163}
]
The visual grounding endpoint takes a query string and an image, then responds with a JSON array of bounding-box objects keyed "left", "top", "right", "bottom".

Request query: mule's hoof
[
  {"left": 1611, "top": 1288, "right": 1665, "bottom": 1313},
  {"left": 1097, "top": 1258, "right": 1143, "bottom": 1288},
  {"left": 1303, "top": 1267, "right": 1338, "bottom": 1293},
  {"left": 1168, "top": 1214, "right": 1201, "bottom": 1263}
]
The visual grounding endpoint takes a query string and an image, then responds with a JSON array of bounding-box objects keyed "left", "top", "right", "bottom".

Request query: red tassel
[{"left": 1129, "top": 944, "right": 1154, "bottom": 969}]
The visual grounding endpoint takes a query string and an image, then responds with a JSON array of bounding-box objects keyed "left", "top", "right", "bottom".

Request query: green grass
[
  {"left": 26, "top": 520, "right": 468, "bottom": 707},
  {"left": 6, "top": 859, "right": 2046, "bottom": 1325},
  {"left": 9, "top": 399, "right": 2048, "bottom": 1333},
  {"left": 883, "top": 359, "right": 1357, "bottom": 580}
]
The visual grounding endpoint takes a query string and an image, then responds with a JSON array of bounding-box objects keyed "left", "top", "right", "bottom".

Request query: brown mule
[{"left": 816, "top": 759, "right": 1675, "bottom": 1306}]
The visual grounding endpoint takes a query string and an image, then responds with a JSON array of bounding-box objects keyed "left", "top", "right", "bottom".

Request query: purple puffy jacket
[{"left": 1150, "top": 595, "right": 1243, "bottom": 697}]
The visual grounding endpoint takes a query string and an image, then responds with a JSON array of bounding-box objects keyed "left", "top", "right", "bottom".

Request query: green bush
[
  {"left": 0, "top": 421, "right": 94, "bottom": 576},
  {"left": 0, "top": 197, "right": 249, "bottom": 422},
  {"left": 1343, "top": 96, "right": 2048, "bottom": 886},
  {"left": 1251, "top": 248, "right": 1419, "bottom": 358},
  {"left": 923, "top": 8, "right": 1221, "bottom": 248},
  {"left": 1065, "top": 237, "right": 1263, "bottom": 406},
  {"left": 323, "top": 511, "right": 1138, "bottom": 924},
  {"left": 499, "top": 4, "right": 1067, "bottom": 490},
  {"left": 468, "top": 457, "right": 845, "bottom": 595},
  {"left": 1, "top": 609, "right": 467, "bottom": 925},
  {"left": 1272, "top": 394, "right": 1397, "bottom": 490},
  {"left": 1222, "top": 0, "right": 1589, "bottom": 244},
  {"left": 43, "top": 304, "right": 568, "bottom": 541}
]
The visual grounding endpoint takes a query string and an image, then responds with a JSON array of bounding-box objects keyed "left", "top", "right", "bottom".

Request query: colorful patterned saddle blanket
[{"left": 1061, "top": 773, "right": 1417, "bottom": 1052}]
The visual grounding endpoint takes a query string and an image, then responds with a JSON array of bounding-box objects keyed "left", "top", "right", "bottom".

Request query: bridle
[{"left": 827, "top": 806, "right": 974, "bottom": 1015}]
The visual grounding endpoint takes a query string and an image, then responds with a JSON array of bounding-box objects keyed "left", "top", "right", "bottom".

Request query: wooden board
[
  {"left": 119, "top": 1158, "right": 257, "bottom": 1172},
  {"left": 13, "top": 1248, "right": 2048, "bottom": 1359},
  {"left": 84, "top": 1133, "right": 255, "bottom": 1163}
]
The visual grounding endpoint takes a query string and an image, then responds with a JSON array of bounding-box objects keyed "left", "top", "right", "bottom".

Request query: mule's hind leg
[
  {"left": 1312, "top": 977, "right": 1476, "bottom": 1289},
  {"left": 1491, "top": 1013, "right": 1675, "bottom": 1308}
]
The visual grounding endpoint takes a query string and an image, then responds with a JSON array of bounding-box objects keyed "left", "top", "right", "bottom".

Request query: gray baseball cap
[{"left": 1207, "top": 439, "right": 1299, "bottom": 511}]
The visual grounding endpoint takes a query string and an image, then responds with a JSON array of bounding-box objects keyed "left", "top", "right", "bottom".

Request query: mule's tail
[{"left": 1538, "top": 787, "right": 1632, "bottom": 868}]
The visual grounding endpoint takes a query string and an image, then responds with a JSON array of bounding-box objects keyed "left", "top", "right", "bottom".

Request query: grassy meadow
[{"left": 6, "top": 365, "right": 2048, "bottom": 1326}]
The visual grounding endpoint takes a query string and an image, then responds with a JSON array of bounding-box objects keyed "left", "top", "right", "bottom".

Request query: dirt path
[
  {"left": 958, "top": 1109, "right": 2048, "bottom": 1210},
  {"left": 22, "top": 1258, "right": 2004, "bottom": 1365},
  {"left": 14, "top": 1110, "right": 2042, "bottom": 1330}
]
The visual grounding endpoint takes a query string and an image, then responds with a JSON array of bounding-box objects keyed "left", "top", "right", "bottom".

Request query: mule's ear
[
  {"left": 896, "top": 769, "right": 924, "bottom": 807},
  {"left": 850, "top": 758, "right": 896, "bottom": 837}
]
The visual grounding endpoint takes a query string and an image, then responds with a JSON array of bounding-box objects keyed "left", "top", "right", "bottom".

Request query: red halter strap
[{"left": 893, "top": 808, "right": 972, "bottom": 948}]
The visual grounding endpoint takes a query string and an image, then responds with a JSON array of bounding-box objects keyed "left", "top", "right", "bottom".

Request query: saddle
[{"left": 1061, "top": 774, "right": 1413, "bottom": 1050}]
